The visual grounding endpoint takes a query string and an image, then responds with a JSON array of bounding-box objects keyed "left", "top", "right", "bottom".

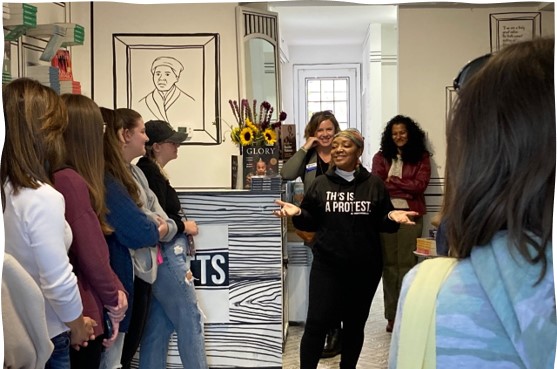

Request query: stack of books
[
  {"left": 60, "top": 23, "right": 85, "bottom": 46},
  {"left": 51, "top": 49, "right": 81, "bottom": 94},
  {"left": 250, "top": 175, "right": 282, "bottom": 192},
  {"left": 3, "top": 3, "right": 37, "bottom": 27},
  {"left": 3, "top": 3, "right": 37, "bottom": 41},
  {"left": 60, "top": 80, "right": 81, "bottom": 94},
  {"left": 27, "top": 65, "right": 60, "bottom": 94}
]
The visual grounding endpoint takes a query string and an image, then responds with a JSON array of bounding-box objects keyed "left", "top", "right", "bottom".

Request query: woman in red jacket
[{"left": 371, "top": 115, "right": 431, "bottom": 333}]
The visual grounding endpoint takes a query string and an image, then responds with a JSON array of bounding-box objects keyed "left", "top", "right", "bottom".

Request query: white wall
[
  {"left": 84, "top": 2, "right": 242, "bottom": 188},
  {"left": 398, "top": 5, "right": 555, "bottom": 181},
  {"left": 31, "top": 2, "right": 554, "bottom": 191}
]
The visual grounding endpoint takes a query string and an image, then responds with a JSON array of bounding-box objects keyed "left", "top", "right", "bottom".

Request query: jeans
[
  {"left": 99, "top": 332, "right": 125, "bottom": 369},
  {"left": 138, "top": 234, "right": 208, "bottom": 369},
  {"left": 45, "top": 331, "right": 71, "bottom": 369}
]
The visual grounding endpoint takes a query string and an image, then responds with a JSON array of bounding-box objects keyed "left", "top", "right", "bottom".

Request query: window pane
[
  {"left": 334, "top": 90, "right": 347, "bottom": 101},
  {"left": 321, "top": 102, "right": 334, "bottom": 112},
  {"left": 307, "top": 102, "right": 321, "bottom": 118},
  {"left": 307, "top": 80, "right": 320, "bottom": 93},
  {"left": 307, "top": 91, "right": 321, "bottom": 102},
  {"left": 334, "top": 79, "right": 347, "bottom": 92},
  {"left": 334, "top": 103, "right": 348, "bottom": 123}
]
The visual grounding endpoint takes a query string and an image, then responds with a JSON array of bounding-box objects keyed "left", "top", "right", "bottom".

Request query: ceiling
[
  {"left": 267, "top": 1, "right": 554, "bottom": 47},
  {"left": 269, "top": 1, "right": 397, "bottom": 46}
]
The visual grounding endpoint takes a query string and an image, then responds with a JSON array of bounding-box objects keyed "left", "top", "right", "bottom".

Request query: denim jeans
[
  {"left": 99, "top": 332, "right": 125, "bottom": 369},
  {"left": 45, "top": 331, "right": 70, "bottom": 369},
  {"left": 138, "top": 234, "right": 208, "bottom": 369}
]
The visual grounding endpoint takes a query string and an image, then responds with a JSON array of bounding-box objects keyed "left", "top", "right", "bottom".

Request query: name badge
[{"left": 306, "top": 162, "right": 317, "bottom": 172}]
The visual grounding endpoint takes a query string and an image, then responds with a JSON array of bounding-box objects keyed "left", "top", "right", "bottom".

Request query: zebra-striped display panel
[{"left": 175, "top": 190, "right": 284, "bottom": 368}]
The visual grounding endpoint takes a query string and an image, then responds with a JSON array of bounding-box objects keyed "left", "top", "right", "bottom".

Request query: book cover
[
  {"left": 51, "top": 49, "right": 73, "bottom": 81},
  {"left": 242, "top": 145, "right": 279, "bottom": 190},
  {"left": 280, "top": 124, "right": 297, "bottom": 160}
]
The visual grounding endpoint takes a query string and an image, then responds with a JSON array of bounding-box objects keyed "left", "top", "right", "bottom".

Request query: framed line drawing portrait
[
  {"left": 113, "top": 33, "right": 221, "bottom": 145},
  {"left": 490, "top": 12, "right": 541, "bottom": 52}
]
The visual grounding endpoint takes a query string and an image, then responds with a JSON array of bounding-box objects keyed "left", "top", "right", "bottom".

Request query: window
[
  {"left": 294, "top": 64, "right": 360, "bottom": 146},
  {"left": 306, "top": 78, "right": 349, "bottom": 131}
]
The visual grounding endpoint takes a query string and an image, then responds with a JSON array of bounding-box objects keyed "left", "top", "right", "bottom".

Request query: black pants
[
  {"left": 300, "top": 256, "right": 382, "bottom": 369},
  {"left": 121, "top": 278, "right": 152, "bottom": 369},
  {"left": 70, "top": 335, "right": 104, "bottom": 369}
]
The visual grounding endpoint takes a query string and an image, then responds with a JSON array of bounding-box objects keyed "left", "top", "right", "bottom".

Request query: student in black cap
[{"left": 136, "top": 120, "right": 208, "bottom": 369}]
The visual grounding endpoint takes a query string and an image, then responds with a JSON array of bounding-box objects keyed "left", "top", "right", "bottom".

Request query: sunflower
[
  {"left": 239, "top": 127, "right": 255, "bottom": 146},
  {"left": 230, "top": 127, "right": 241, "bottom": 144},
  {"left": 245, "top": 118, "right": 259, "bottom": 134},
  {"left": 263, "top": 128, "right": 277, "bottom": 145}
]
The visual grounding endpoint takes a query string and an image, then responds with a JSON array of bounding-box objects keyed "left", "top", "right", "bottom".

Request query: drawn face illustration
[{"left": 153, "top": 65, "right": 179, "bottom": 92}]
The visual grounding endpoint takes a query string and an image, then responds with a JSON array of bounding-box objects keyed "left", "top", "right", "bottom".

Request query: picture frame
[
  {"left": 489, "top": 12, "right": 541, "bottom": 52},
  {"left": 113, "top": 33, "right": 221, "bottom": 145}
]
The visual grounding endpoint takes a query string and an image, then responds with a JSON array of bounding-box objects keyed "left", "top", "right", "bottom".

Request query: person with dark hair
[
  {"left": 274, "top": 128, "right": 417, "bottom": 369},
  {"left": 280, "top": 110, "right": 343, "bottom": 357},
  {"left": 371, "top": 114, "right": 431, "bottom": 333},
  {"left": 389, "top": 37, "right": 555, "bottom": 368},
  {"left": 136, "top": 119, "right": 208, "bottom": 369},
  {"left": 53, "top": 94, "right": 129, "bottom": 368}
]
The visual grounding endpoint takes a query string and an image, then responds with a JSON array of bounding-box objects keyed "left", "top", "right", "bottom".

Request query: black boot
[{"left": 321, "top": 328, "right": 342, "bottom": 358}]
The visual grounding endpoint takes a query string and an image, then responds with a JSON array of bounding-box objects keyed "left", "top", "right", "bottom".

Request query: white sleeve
[{"left": 26, "top": 185, "right": 82, "bottom": 323}]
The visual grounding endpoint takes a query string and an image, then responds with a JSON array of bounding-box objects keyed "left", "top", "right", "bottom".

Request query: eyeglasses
[{"left": 453, "top": 53, "right": 492, "bottom": 92}]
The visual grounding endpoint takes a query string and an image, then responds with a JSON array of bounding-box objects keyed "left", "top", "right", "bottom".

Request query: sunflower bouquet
[{"left": 229, "top": 99, "right": 287, "bottom": 147}]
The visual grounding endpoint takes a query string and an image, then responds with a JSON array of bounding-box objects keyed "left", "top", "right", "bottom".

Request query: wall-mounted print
[
  {"left": 490, "top": 12, "right": 541, "bottom": 52},
  {"left": 113, "top": 33, "right": 221, "bottom": 145}
]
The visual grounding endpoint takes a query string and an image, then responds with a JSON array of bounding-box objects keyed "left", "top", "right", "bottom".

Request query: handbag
[{"left": 396, "top": 257, "right": 457, "bottom": 369}]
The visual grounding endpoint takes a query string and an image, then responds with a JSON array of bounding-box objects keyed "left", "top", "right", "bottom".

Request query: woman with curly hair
[{"left": 371, "top": 115, "right": 431, "bottom": 333}]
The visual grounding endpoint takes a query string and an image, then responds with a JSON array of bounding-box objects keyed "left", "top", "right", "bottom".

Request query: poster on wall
[
  {"left": 113, "top": 33, "right": 221, "bottom": 145},
  {"left": 489, "top": 12, "right": 541, "bottom": 52}
]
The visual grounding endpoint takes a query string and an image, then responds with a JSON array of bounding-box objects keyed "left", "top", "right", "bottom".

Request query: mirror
[
  {"left": 236, "top": 6, "right": 281, "bottom": 121},
  {"left": 244, "top": 38, "right": 278, "bottom": 114}
]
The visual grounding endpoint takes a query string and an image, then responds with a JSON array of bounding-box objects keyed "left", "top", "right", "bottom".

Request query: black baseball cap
[{"left": 145, "top": 120, "right": 187, "bottom": 144}]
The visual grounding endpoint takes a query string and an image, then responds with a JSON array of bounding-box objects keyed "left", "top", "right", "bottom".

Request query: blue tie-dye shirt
[{"left": 389, "top": 231, "right": 556, "bottom": 369}]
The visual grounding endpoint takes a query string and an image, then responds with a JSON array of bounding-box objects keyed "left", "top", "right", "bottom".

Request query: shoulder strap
[{"left": 397, "top": 257, "right": 457, "bottom": 369}]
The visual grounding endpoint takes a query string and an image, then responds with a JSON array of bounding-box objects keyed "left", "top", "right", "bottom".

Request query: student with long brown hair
[
  {"left": 2, "top": 78, "right": 94, "bottom": 369},
  {"left": 53, "top": 94, "right": 129, "bottom": 368},
  {"left": 98, "top": 107, "right": 161, "bottom": 369}
]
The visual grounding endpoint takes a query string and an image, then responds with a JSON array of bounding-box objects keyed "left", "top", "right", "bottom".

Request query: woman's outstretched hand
[
  {"left": 388, "top": 210, "right": 419, "bottom": 225},
  {"left": 273, "top": 199, "right": 301, "bottom": 218}
]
